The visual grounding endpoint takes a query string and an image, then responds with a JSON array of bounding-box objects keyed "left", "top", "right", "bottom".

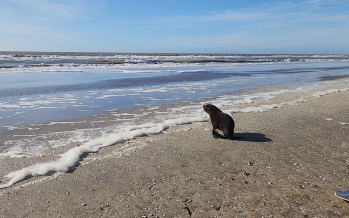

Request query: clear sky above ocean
[{"left": 0, "top": 0, "right": 349, "bottom": 54}]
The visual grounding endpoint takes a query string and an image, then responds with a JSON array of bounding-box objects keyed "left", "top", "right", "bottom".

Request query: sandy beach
[{"left": 1, "top": 82, "right": 349, "bottom": 217}]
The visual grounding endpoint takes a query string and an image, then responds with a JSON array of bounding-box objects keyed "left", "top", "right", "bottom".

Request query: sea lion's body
[{"left": 203, "top": 104, "right": 237, "bottom": 140}]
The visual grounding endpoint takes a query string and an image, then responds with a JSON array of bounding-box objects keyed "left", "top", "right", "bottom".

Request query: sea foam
[
  {"left": 0, "top": 116, "right": 206, "bottom": 189},
  {"left": 312, "top": 88, "right": 349, "bottom": 97}
]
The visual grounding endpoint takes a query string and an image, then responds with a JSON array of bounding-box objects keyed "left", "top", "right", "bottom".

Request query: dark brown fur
[{"left": 203, "top": 104, "right": 240, "bottom": 140}]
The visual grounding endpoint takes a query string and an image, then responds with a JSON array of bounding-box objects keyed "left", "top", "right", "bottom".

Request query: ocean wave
[{"left": 1, "top": 53, "right": 349, "bottom": 73}]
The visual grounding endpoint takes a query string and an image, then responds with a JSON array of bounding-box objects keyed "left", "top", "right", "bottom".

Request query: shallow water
[{"left": 1, "top": 59, "right": 349, "bottom": 130}]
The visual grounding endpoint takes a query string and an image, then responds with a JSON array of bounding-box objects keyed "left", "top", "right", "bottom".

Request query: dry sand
[{"left": 0, "top": 83, "right": 349, "bottom": 217}]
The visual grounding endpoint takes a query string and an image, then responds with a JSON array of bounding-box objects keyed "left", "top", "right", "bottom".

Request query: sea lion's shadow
[{"left": 234, "top": 133, "right": 272, "bottom": 142}]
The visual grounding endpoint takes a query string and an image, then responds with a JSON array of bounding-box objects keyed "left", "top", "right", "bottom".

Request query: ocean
[{"left": 1, "top": 52, "right": 349, "bottom": 188}]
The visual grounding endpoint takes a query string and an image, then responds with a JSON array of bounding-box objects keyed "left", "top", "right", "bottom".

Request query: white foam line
[
  {"left": 312, "top": 88, "right": 349, "bottom": 97},
  {"left": 0, "top": 151, "right": 28, "bottom": 159},
  {"left": 111, "top": 113, "right": 138, "bottom": 117},
  {"left": 3, "top": 126, "right": 19, "bottom": 130},
  {"left": 149, "top": 98, "right": 181, "bottom": 101},
  {"left": 27, "top": 128, "right": 40, "bottom": 130},
  {"left": 0, "top": 104, "right": 20, "bottom": 109},
  {"left": 153, "top": 111, "right": 168, "bottom": 114},
  {"left": 96, "top": 94, "right": 125, "bottom": 99},
  {"left": 36, "top": 107, "right": 59, "bottom": 109},
  {"left": 43, "top": 128, "right": 101, "bottom": 135},
  {"left": 0, "top": 116, "right": 206, "bottom": 189},
  {"left": 229, "top": 98, "right": 307, "bottom": 113},
  {"left": 147, "top": 106, "right": 160, "bottom": 110},
  {"left": 47, "top": 121, "right": 86, "bottom": 125}
]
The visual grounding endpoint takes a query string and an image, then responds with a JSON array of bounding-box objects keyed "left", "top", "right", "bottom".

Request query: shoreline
[
  {"left": 2, "top": 58, "right": 349, "bottom": 133},
  {"left": 0, "top": 82, "right": 349, "bottom": 217},
  {"left": 1, "top": 76, "right": 347, "bottom": 131}
]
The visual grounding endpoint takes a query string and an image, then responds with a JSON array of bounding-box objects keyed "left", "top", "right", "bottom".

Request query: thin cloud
[
  {"left": 199, "top": 0, "right": 349, "bottom": 27},
  {"left": 0, "top": 0, "right": 107, "bottom": 39},
  {"left": 0, "top": 0, "right": 107, "bottom": 23},
  {"left": 204, "top": 10, "right": 268, "bottom": 22},
  {"left": 161, "top": 25, "right": 349, "bottom": 54}
]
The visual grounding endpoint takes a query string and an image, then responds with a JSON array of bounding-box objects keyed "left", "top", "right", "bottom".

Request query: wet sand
[{"left": 0, "top": 83, "right": 349, "bottom": 217}]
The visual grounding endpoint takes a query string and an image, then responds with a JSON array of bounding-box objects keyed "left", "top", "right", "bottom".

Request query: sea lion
[{"left": 203, "top": 104, "right": 241, "bottom": 140}]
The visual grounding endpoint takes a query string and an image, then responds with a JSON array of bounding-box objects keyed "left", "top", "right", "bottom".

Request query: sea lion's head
[{"left": 203, "top": 104, "right": 221, "bottom": 115}]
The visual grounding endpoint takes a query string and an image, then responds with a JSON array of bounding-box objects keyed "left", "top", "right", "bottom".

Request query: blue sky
[{"left": 1, "top": 0, "right": 349, "bottom": 54}]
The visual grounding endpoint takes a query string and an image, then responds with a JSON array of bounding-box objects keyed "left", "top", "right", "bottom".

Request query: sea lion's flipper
[
  {"left": 212, "top": 130, "right": 243, "bottom": 140},
  {"left": 212, "top": 130, "right": 225, "bottom": 139}
]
